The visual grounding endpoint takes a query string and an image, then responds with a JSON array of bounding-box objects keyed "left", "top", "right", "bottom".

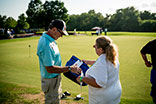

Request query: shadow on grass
[
  {"left": 120, "top": 98, "right": 153, "bottom": 104},
  {"left": 0, "top": 81, "right": 154, "bottom": 104},
  {"left": 0, "top": 81, "right": 40, "bottom": 104}
]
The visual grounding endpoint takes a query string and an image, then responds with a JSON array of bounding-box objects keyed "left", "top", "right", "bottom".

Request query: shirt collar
[{"left": 42, "top": 32, "right": 55, "bottom": 43}]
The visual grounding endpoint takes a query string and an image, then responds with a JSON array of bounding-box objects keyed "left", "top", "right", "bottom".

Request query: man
[
  {"left": 140, "top": 39, "right": 156, "bottom": 104},
  {"left": 37, "top": 19, "right": 81, "bottom": 104}
]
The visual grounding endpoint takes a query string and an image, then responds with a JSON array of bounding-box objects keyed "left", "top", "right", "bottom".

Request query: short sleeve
[
  {"left": 141, "top": 41, "right": 152, "bottom": 54},
  {"left": 87, "top": 61, "right": 108, "bottom": 88},
  {"left": 40, "top": 45, "right": 54, "bottom": 66}
]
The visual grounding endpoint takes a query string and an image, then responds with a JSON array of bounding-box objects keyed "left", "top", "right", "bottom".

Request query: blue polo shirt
[{"left": 37, "top": 33, "right": 62, "bottom": 78}]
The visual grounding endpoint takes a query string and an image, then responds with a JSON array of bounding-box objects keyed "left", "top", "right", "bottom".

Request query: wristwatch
[{"left": 68, "top": 66, "right": 71, "bottom": 71}]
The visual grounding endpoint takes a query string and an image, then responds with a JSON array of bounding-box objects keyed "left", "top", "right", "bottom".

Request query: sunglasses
[
  {"left": 57, "top": 29, "right": 65, "bottom": 36},
  {"left": 93, "top": 44, "right": 97, "bottom": 48}
]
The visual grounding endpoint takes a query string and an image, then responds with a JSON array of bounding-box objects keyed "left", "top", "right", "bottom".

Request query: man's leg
[
  {"left": 151, "top": 85, "right": 156, "bottom": 104},
  {"left": 41, "top": 75, "right": 62, "bottom": 104},
  {"left": 150, "top": 69, "right": 156, "bottom": 104}
]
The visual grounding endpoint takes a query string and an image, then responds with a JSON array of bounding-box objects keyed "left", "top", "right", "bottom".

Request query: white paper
[{"left": 73, "top": 60, "right": 83, "bottom": 68}]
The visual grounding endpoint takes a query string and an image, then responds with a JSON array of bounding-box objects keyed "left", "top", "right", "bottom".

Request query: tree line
[
  {"left": 0, "top": 0, "right": 68, "bottom": 39},
  {"left": 0, "top": 0, "right": 156, "bottom": 39},
  {"left": 67, "top": 7, "right": 156, "bottom": 32}
]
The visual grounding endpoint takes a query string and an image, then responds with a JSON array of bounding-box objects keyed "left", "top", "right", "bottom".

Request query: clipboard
[{"left": 64, "top": 55, "right": 89, "bottom": 86}]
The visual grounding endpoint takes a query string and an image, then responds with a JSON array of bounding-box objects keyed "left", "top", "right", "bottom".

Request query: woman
[{"left": 76, "top": 36, "right": 122, "bottom": 104}]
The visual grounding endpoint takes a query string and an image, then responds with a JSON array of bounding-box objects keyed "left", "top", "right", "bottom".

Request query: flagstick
[
  {"left": 29, "top": 45, "right": 31, "bottom": 57},
  {"left": 80, "top": 71, "right": 84, "bottom": 96}
]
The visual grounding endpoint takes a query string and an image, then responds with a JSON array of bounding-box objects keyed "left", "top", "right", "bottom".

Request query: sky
[{"left": 0, "top": 0, "right": 156, "bottom": 20}]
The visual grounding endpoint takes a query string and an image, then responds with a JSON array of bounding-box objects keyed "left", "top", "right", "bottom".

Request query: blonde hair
[{"left": 96, "top": 36, "right": 118, "bottom": 65}]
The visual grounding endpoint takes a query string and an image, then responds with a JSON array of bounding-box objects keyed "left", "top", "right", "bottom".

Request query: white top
[{"left": 86, "top": 54, "right": 122, "bottom": 104}]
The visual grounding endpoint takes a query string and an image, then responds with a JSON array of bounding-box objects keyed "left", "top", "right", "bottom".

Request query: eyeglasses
[
  {"left": 57, "top": 29, "right": 65, "bottom": 36},
  {"left": 93, "top": 44, "right": 97, "bottom": 48},
  {"left": 93, "top": 44, "right": 100, "bottom": 48}
]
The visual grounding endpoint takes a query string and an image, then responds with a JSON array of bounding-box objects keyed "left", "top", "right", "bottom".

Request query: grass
[
  {"left": 70, "top": 31, "right": 156, "bottom": 37},
  {"left": 0, "top": 81, "right": 40, "bottom": 104},
  {"left": 0, "top": 32, "right": 156, "bottom": 103}
]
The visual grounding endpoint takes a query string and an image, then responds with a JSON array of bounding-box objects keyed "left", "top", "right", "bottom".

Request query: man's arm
[
  {"left": 140, "top": 53, "right": 152, "bottom": 67},
  {"left": 45, "top": 65, "right": 81, "bottom": 74}
]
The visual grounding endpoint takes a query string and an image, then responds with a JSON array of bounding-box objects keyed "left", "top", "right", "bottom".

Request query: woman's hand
[
  {"left": 70, "top": 66, "right": 81, "bottom": 74},
  {"left": 76, "top": 75, "right": 81, "bottom": 83}
]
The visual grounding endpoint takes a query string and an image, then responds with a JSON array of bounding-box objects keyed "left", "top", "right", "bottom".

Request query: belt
[
  {"left": 53, "top": 75, "right": 59, "bottom": 78},
  {"left": 43, "top": 75, "right": 59, "bottom": 80}
]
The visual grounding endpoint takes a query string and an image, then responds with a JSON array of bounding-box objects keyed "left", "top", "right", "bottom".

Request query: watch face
[{"left": 68, "top": 66, "right": 71, "bottom": 71}]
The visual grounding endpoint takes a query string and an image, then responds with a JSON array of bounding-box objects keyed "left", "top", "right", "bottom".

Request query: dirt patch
[
  {"left": 21, "top": 92, "right": 84, "bottom": 104},
  {"left": 61, "top": 100, "right": 83, "bottom": 104},
  {"left": 21, "top": 92, "right": 44, "bottom": 104}
]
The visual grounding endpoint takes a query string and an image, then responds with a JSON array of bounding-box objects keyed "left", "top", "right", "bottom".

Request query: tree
[
  {"left": 87, "top": 10, "right": 105, "bottom": 30},
  {"left": 151, "top": 13, "right": 156, "bottom": 20},
  {"left": 103, "top": 14, "right": 112, "bottom": 30},
  {"left": 67, "top": 14, "right": 80, "bottom": 31},
  {"left": 109, "top": 6, "right": 140, "bottom": 31},
  {"left": 26, "top": 0, "right": 42, "bottom": 28},
  {"left": 140, "top": 20, "right": 156, "bottom": 32},
  {"left": 5, "top": 17, "right": 17, "bottom": 29},
  {"left": 0, "top": 15, "right": 7, "bottom": 28},
  {"left": 16, "top": 13, "right": 30, "bottom": 33},
  {"left": 26, "top": 0, "right": 69, "bottom": 30},
  {"left": 109, "top": 10, "right": 123, "bottom": 31},
  {"left": 0, "top": 15, "right": 7, "bottom": 38},
  {"left": 67, "top": 10, "right": 105, "bottom": 31},
  {"left": 67, "top": 7, "right": 155, "bottom": 32},
  {"left": 43, "top": 0, "right": 68, "bottom": 30},
  {"left": 140, "top": 10, "right": 152, "bottom": 20}
]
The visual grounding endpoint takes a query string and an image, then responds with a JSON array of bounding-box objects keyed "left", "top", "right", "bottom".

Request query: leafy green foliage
[
  {"left": 15, "top": 13, "right": 30, "bottom": 33},
  {"left": 67, "top": 6, "right": 156, "bottom": 32},
  {"left": 140, "top": 20, "right": 156, "bottom": 32},
  {"left": 5, "top": 17, "right": 17, "bottom": 29},
  {"left": 110, "top": 7, "right": 140, "bottom": 31},
  {"left": 43, "top": 0, "right": 69, "bottom": 30},
  {"left": 67, "top": 10, "right": 105, "bottom": 31},
  {"left": 0, "top": 15, "right": 7, "bottom": 28},
  {"left": 17, "top": 13, "right": 30, "bottom": 30},
  {"left": 26, "top": 0, "right": 68, "bottom": 29},
  {"left": 26, "top": 0, "right": 43, "bottom": 28},
  {"left": 140, "top": 10, "right": 156, "bottom": 20}
]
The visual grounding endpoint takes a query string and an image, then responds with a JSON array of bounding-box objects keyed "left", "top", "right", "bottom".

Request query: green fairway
[
  {"left": 0, "top": 34, "right": 155, "bottom": 103},
  {"left": 72, "top": 31, "right": 156, "bottom": 37}
]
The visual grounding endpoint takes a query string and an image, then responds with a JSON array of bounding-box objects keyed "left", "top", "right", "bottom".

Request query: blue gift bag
[{"left": 64, "top": 55, "right": 89, "bottom": 86}]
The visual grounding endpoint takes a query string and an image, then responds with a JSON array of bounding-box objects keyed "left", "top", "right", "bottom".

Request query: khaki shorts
[{"left": 41, "top": 75, "right": 62, "bottom": 104}]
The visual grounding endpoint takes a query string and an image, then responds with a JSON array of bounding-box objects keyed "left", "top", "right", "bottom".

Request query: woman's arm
[
  {"left": 82, "top": 60, "right": 96, "bottom": 65},
  {"left": 76, "top": 76, "right": 102, "bottom": 88}
]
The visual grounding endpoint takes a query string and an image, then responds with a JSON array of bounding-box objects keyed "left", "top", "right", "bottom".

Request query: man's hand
[
  {"left": 70, "top": 66, "right": 81, "bottom": 74},
  {"left": 141, "top": 53, "right": 152, "bottom": 67},
  {"left": 145, "top": 61, "right": 152, "bottom": 67}
]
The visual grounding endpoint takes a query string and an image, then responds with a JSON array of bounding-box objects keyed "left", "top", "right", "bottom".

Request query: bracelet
[
  {"left": 68, "top": 66, "right": 71, "bottom": 71},
  {"left": 79, "top": 76, "right": 84, "bottom": 82}
]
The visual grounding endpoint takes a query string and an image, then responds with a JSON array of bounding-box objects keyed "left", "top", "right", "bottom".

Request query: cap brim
[{"left": 63, "top": 30, "right": 69, "bottom": 35}]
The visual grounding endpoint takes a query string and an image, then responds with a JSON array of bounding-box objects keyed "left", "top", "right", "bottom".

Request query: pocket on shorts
[{"left": 41, "top": 79, "right": 50, "bottom": 93}]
